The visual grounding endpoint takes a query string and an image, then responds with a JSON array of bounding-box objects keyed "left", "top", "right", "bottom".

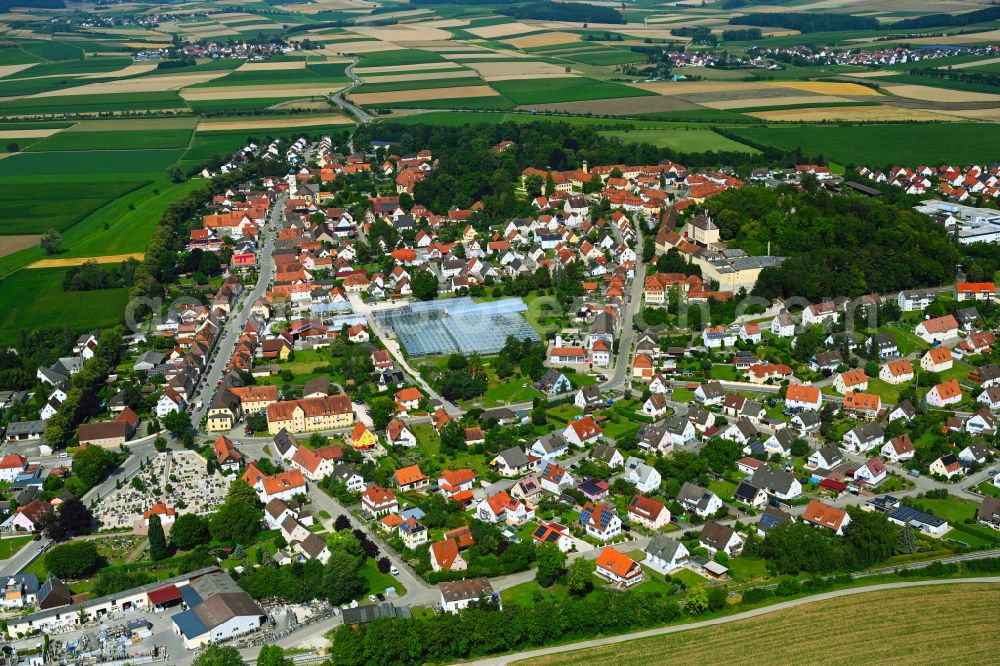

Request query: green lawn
[
  {"left": 358, "top": 557, "right": 406, "bottom": 596},
  {"left": 670, "top": 568, "right": 709, "bottom": 587},
  {"left": 863, "top": 378, "right": 902, "bottom": 404},
  {"left": 412, "top": 423, "right": 490, "bottom": 475},
  {"left": 0, "top": 535, "right": 32, "bottom": 559},
  {"left": 502, "top": 579, "right": 571, "bottom": 606},
  {"left": 975, "top": 481, "right": 1000, "bottom": 499},
  {"left": 726, "top": 556, "right": 768, "bottom": 583},
  {"left": 482, "top": 376, "right": 542, "bottom": 406},
  {"left": 709, "top": 365, "right": 740, "bottom": 381},
  {"left": 912, "top": 496, "right": 979, "bottom": 524},
  {"left": 708, "top": 479, "right": 737, "bottom": 502},
  {"left": 600, "top": 128, "right": 759, "bottom": 154}
]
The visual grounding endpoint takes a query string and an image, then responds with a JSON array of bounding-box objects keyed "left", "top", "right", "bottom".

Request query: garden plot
[{"left": 93, "top": 450, "right": 232, "bottom": 531}]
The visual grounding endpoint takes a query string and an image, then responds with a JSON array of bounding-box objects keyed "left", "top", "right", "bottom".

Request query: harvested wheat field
[
  {"left": 916, "top": 107, "right": 1000, "bottom": 121},
  {"left": 354, "top": 24, "right": 453, "bottom": 41},
  {"left": 181, "top": 82, "right": 347, "bottom": 100},
  {"left": 198, "top": 114, "right": 352, "bottom": 131},
  {"left": 705, "top": 95, "right": 852, "bottom": 109},
  {"left": 469, "top": 60, "right": 578, "bottom": 81},
  {"left": 443, "top": 51, "right": 531, "bottom": 60},
  {"left": 0, "top": 128, "right": 64, "bottom": 139},
  {"left": 749, "top": 105, "right": 956, "bottom": 121},
  {"left": 0, "top": 64, "right": 37, "bottom": 78},
  {"left": 0, "top": 234, "right": 41, "bottom": 259},
  {"left": 628, "top": 81, "right": 771, "bottom": 96},
  {"left": 350, "top": 85, "right": 500, "bottom": 105},
  {"left": 33, "top": 72, "right": 229, "bottom": 97},
  {"left": 360, "top": 69, "right": 475, "bottom": 84},
  {"left": 892, "top": 28, "right": 1000, "bottom": 46},
  {"left": 517, "top": 584, "right": 1000, "bottom": 666},
  {"left": 505, "top": 31, "right": 581, "bottom": 49},
  {"left": 79, "top": 62, "right": 158, "bottom": 79},
  {"left": 29, "top": 253, "right": 144, "bottom": 269},
  {"left": 323, "top": 40, "right": 400, "bottom": 54},
  {"left": 354, "top": 62, "right": 465, "bottom": 75},
  {"left": 236, "top": 60, "right": 307, "bottom": 72},
  {"left": 883, "top": 84, "right": 1000, "bottom": 103},
  {"left": 772, "top": 81, "right": 880, "bottom": 96}
]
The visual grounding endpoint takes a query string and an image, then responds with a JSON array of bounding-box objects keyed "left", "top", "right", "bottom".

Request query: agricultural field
[
  {"left": 727, "top": 123, "right": 1000, "bottom": 166},
  {"left": 600, "top": 128, "right": 759, "bottom": 154},
  {"left": 517, "top": 584, "right": 1000, "bottom": 666},
  {"left": 0, "top": 268, "right": 129, "bottom": 346}
]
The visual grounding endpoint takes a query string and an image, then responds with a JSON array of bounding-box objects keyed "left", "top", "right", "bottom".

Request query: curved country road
[{"left": 460, "top": 577, "right": 1000, "bottom": 665}]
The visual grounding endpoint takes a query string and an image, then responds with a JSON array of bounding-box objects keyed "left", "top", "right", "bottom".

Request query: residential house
[
  {"left": 927, "top": 379, "right": 962, "bottom": 408},
  {"left": 577, "top": 501, "right": 622, "bottom": 541},
  {"left": 699, "top": 521, "right": 743, "bottom": 556},
  {"left": 622, "top": 456, "right": 661, "bottom": 494},
  {"left": 643, "top": 534, "right": 689, "bottom": 574},
  {"left": 594, "top": 547, "right": 643, "bottom": 587},
  {"left": 676, "top": 482, "right": 722, "bottom": 518},
  {"left": 803, "top": 500, "right": 851, "bottom": 535},
  {"left": 881, "top": 435, "right": 915, "bottom": 463}
]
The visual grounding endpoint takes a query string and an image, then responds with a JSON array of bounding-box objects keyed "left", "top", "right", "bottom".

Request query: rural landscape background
[
  {"left": 2, "top": 0, "right": 1000, "bottom": 346},
  {"left": 2, "top": 0, "right": 1000, "bottom": 663}
]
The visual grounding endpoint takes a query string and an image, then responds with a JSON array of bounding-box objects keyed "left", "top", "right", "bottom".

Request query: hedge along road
[{"left": 461, "top": 577, "right": 1000, "bottom": 665}]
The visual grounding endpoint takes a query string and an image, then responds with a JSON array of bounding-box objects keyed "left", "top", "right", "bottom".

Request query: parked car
[{"left": 389, "top": 565, "right": 399, "bottom": 575}]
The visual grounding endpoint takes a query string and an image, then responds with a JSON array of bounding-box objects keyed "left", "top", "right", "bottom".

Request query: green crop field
[
  {"left": 0, "top": 149, "right": 185, "bottom": 177},
  {"left": 726, "top": 123, "right": 1000, "bottom": 167},
  {"left": 562, "top": 49, "right": 645, "bottom": 66},
  {"left": 353, "top": 76, "right": 485, "bottom": 94},
  {"left": 15, "top": 39, "right": 84, "bottom": 62},
  {"left": 600, "top": 128, "right": 760, "bottom": 153},
  {"left": 357, "top": 49, "right": 447, "bottom": 67},
  {"left": 0, "top": 91, "right": 187, "bottom": 116},
  {"left": 185, "top": 97, "right": 308, "bottom": 112},
  {"left": 188, "top": 66, "right": 350, "bottom": 87},
  {"left": 492, "top": 77, "right": 655, "bottom": 105},
  {"left": 0, "top": 268, "right": 129, "bottom": 346},
  {"left": 0, "top": 179, "right": 150, "bottom": 235},
  {"left": 7, "top": 57, "right": 132, "bottom": 79},
  {"left": 24, "top": 129, "right": 194, "bottom": 152},
  {"left": 367, "top": 95, "right": 518, "bottom": 110}
]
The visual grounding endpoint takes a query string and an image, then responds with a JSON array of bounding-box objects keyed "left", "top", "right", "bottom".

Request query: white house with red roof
[
  {"left": 853, "top": 457, "right": 887, "bottom": 485},
  {"left": 0, "top": 454, "right": 27, "bottom": 482},
  {"left": 563, "top": 415, "right": 602, "bottom": 447}
]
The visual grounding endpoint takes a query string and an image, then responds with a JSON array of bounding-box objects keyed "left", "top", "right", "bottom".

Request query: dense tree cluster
[
  {"left": 748, "top": 507, "right": 898, "bottom": 574},
  {"left": 731, "top": 12, "right": 878, "bottom": 33},
  {"left": 699, "top": 186, "right": 960, "bottom": 300},
  {"left": 62, "top": 258, "right": 139, "bottom": 291},
  {"left": 46, "top": 540, "right": 100, "bottom": 579}
]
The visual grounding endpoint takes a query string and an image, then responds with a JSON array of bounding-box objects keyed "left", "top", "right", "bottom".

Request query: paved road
[
  {"left": 601, "top": 215, "right": 644, "bottom": 393},
  {"left": 191, "top": 193, "right": 284, "bottom": 426},
  {"left": 461, "top": 577, "right": 1000, "bottom": 665},
  {"left": 328, "top": 58, "right": 373, "bottom": 125}
]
